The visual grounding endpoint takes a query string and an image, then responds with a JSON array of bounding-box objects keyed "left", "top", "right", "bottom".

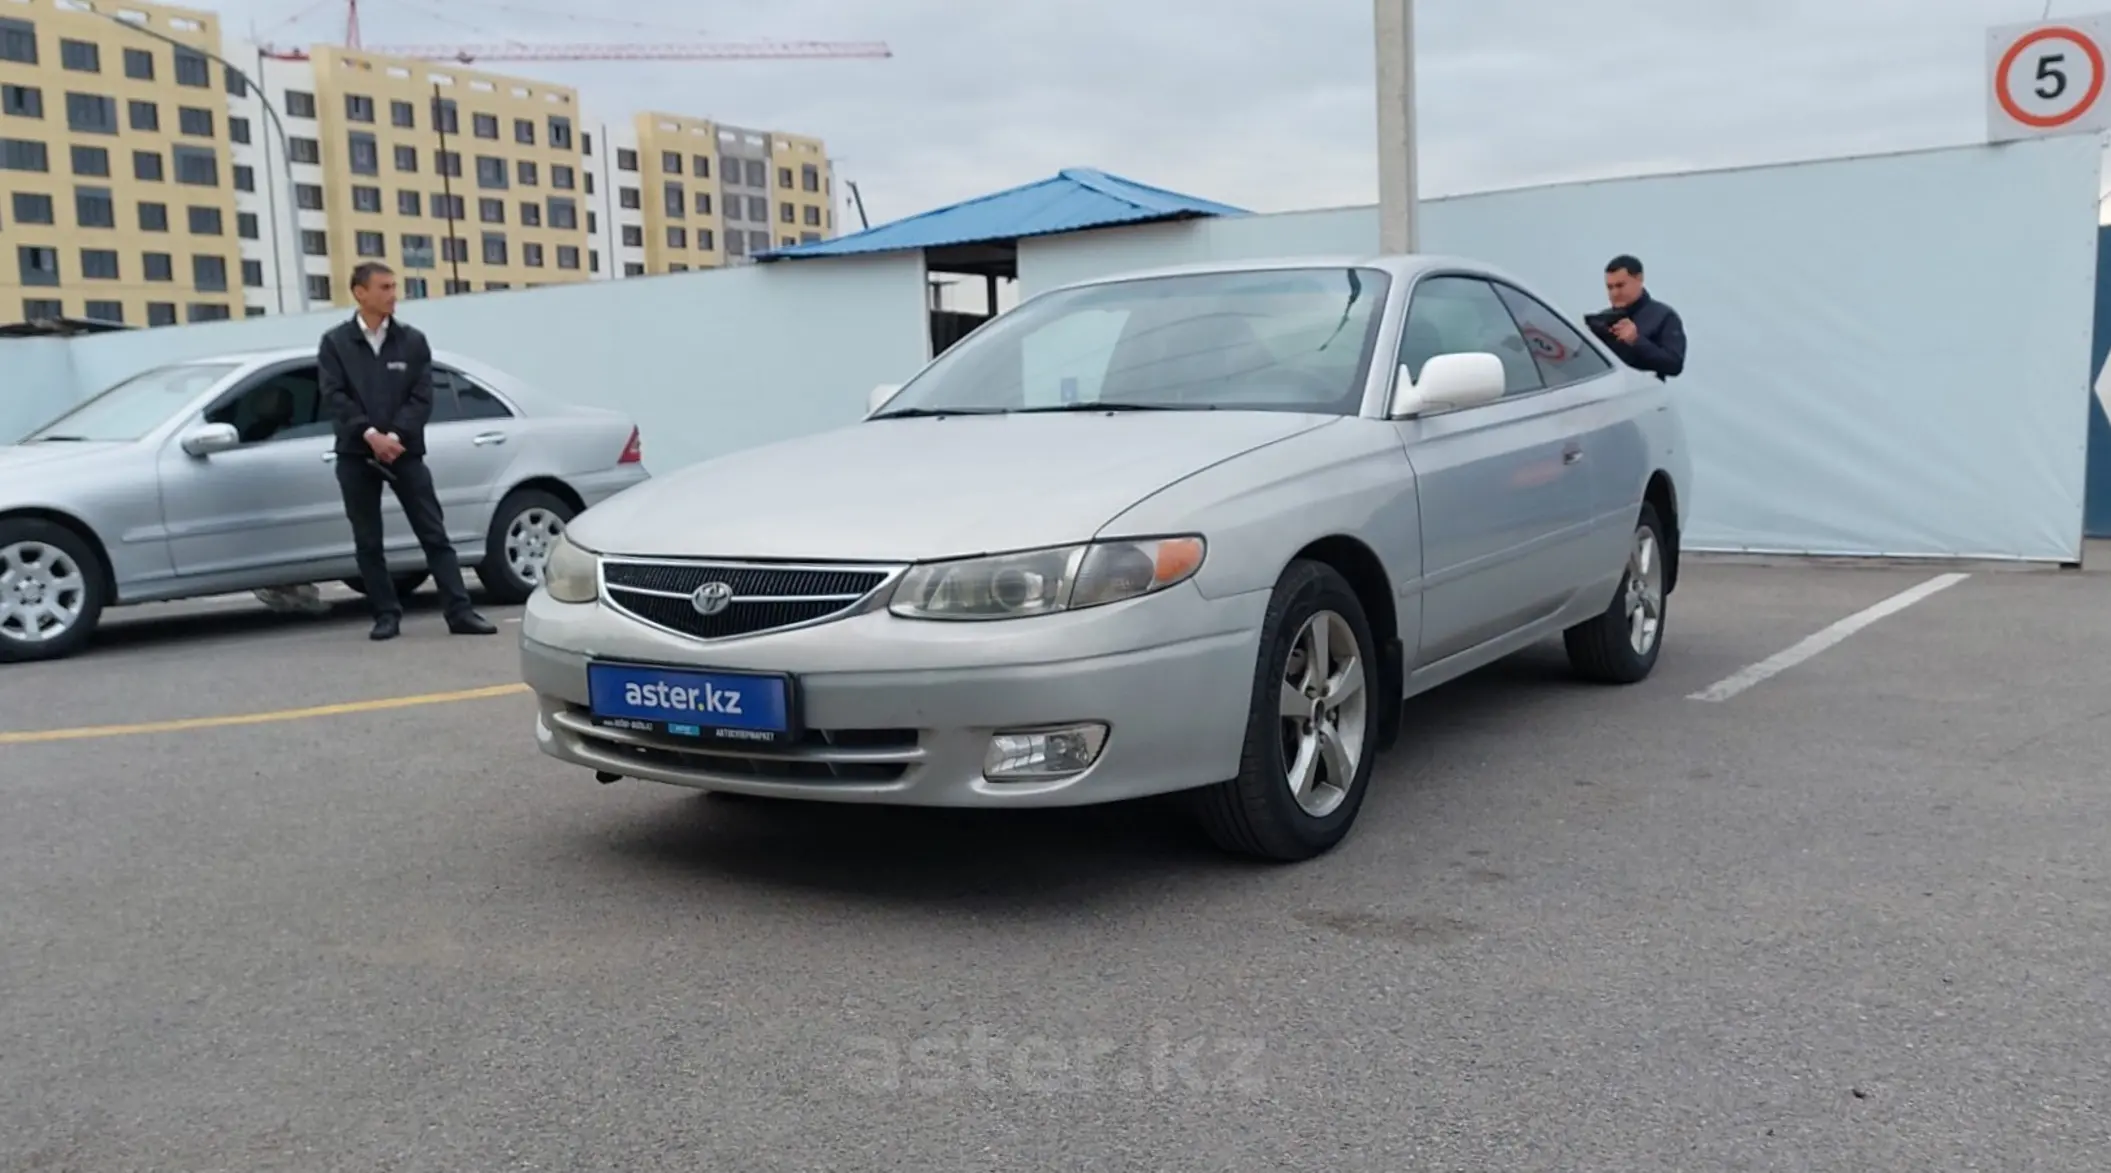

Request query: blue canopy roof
[{"left": 757, "top": 167, "right": 1246, "bottom": 261}]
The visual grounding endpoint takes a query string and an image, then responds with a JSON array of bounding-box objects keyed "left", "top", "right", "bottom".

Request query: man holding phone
[
  {"left": 319, "top": 261, "right": 497, "bottom": 642},
  {"left": 1584, "top": 254, "right": 1687, "bottom": 381}
]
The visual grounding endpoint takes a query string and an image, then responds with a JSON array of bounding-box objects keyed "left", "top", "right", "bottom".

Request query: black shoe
[
  {"left": 446, "top": 610, "right": 498, "bottom": 636},
  {"left": 370, "top": 614, "right": 401, "bottom": 641}
]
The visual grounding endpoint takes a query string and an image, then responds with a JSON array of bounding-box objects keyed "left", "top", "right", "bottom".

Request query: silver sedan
[
  {"left": 520, "top": 254, "right": 1691, "bottom": 861},
  {"left": 1, "top": 346, "right": 648, "bottom": 662}
]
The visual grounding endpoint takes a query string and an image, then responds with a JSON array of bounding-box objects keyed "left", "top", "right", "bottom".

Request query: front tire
[
  {"left": 1193, "top": 560, "right": 1382, "bottom": 862},
  {"left": 0, "top": 519, "right": 106, "bottom": 664},
  {"left": 479, "top": 489, "right": 576, "bottom": 605},
  {"left": 1563, "top": 501, "right": 1668, "bottom": 684}
]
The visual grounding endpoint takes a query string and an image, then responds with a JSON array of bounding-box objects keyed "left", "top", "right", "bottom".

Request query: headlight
[
  {"left": 542, "top": 533, "right": 600, "bottom": 604},
  {"left": 888, "top": 536, "right": 1205, "bottom": 621}
]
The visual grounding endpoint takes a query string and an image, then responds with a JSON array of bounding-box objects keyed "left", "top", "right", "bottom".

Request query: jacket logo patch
[{"left": 387, "top": 361, "right": 407, "bottom": 370}]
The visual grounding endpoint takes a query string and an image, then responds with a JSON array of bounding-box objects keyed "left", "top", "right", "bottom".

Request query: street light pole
[
  {"left": 95, "top": 13, "right": 310, "bottom": 313},
  {"left": 1374, "top": 0, "right": 1418, "bottom": 255}
]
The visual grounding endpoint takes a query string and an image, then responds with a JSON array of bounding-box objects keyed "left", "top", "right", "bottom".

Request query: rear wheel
[
  {"left": 0, "top": 519, "right": 106, "bottom": 664},
  {"left": 479, "top": 488, "right": 575, "bottom": 604},
  {"left": 1563, "top": 502, "right": 1667, "bottom": 684},
  {"left": 1193, "top": 560, "right": 1381, "bottom": 862}
]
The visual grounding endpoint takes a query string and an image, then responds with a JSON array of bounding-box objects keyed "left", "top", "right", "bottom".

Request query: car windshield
[
  {"left": 23, "top": 362, "right": 240, "bottom": 443},
  {"left": 875, "top": 266, "right": 1392, "bottom": 417}
]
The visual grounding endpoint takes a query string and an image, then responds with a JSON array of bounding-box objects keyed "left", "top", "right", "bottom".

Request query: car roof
[{"left": 1044, "top": 251, "right": 1536, "bottom": 293}]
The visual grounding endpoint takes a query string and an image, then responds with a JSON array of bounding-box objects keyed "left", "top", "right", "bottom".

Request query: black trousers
[{"left": 334, "top": 453, "right": 474, "bottom": 619}]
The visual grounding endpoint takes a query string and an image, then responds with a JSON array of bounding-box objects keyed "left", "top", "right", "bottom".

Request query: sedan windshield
[
  {"left": 23, "top": 362, "right": 240, "bottom": 443},
  {"left": 876, "top": 266, "right": 1391, "bottom": 417}
]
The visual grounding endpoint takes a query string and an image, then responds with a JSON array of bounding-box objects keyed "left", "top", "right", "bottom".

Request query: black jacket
[
  {"left": 319, "top": 314, "right": 438, "bottom": 456},
  {"left": 1585, "top": 292, "right": 1686, "bottom": 380}
]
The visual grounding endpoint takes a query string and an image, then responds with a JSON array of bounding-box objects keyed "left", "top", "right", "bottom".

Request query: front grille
[
  {"left": 563, "top": 708, "right": 919, "bottom": 783},
  {"left": 599, "top": 558, "right": 897, "bottom": 641}
]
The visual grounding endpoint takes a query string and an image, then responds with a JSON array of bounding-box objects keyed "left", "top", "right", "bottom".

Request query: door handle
[
  {"left": 472, "top": 431, "right": 507, "bottom": 446},
  {"left": 1561, "top": 443, "right": 1584, "bottom": 465}
]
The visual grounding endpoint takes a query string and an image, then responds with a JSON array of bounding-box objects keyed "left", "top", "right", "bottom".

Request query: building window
[
  {"left": 547, "top": 197, "right": 577, "bottom": 229},
  {"left": 138, "top": 201, "right": 168, "bottom": 231},
  {"left": 694, "top": 191, "right": 712, "bottom": 215},
  {"left": 555, "top": 245, "right": 579, "bottom": 270},
  {"left": 518, "top": 201, "right": 541, "bottom": 227},
  {"left": 586, "top": 210, "right": 596, "bottom": 234},
  {"left": 745, "top": 159, "right": 766, "bottom": 187},
  {"left": 237, "top": 212, "right": 258, "bottom": 239},
  {"left": 512, "top": 117, "right": 534, "bottom": 145},
  {"left": 345, "top": 93, "right": 375, "bottom": 123},
  {"left": 224, "top": 68, "right": 247, "bottom": 98},
  {"left": 0, "top": 18, "right": 37, "bottom": 66},
  {"left": 22, "top": 297, "right": 63, "bottom": 319},
  {"left": 60, "top": 39, "right": 99, "bottom": 73},
  {"left": 303, "top": 275, "right": 331, "bottom": 303},
  {"left": 188, "top": 303, "right": 232, "bottom": 323},
  {"left": 801, "top": 163, "right": 820, "bottom": 192},
  {"left": 176, "top": 105, "right": 213, "bottom": 137},
  {"left": 443, "top": 279, "right": 470, "bottom": 295},
  {"left": 0, "top": 138, "right": 49, "bottom": 171},
  {"left": 135, "top": 150, "right": 165, "bottom": 182},
  {"left": 393, "top": 144, "right": 418, "bottom": 173},
  {"left": 72, "top": 144, "right": 110, "bottom": 176},
  {"left": 484, "top": 281, "right": 509, "bottom": 291},
  {"left": 430, "top": 97, "right": 458, "bottom": 134},
  {"left": 299, "top": 230, "right": 328, "bottom": 256},
  {"left": 697, "top": 228, "right": 714, "bottom": 250},
  {"left": 391, "top": 100, "right": 415, "bottom": 128},
  {"left": 471, "top": 112, "right": 498, "bottom": 140},
  {"left": 478, "top": 197, "right": 504, "bottom": 224},
  {"left": 745, "top": 195, "right": 767, "bottom": 221},
  {"left": 692, "top": 155, "right": 709, "bottom": 179},
  {"left": 481, "top": 232, "right": 507, "bottom": 265},
  {"left": 67, "top": 93, "right": 118, "bottom": 134},
  {"left": 1, "top": 83, "right": 40, "bottom": 118},
  {"left": 356, "top": 230, "right": 385, "bottom": 257},
  {"left": 79, "top": 248, "right": 119, "bottom": 279},
  {"left": 588, "top": 249, "right": 598, "bottom": 273},
  {"left": 583, "top": 171, "right": 593, "bottom": 195},
  {"left": 402, "top": 276, "right": 428, "bottom": 298},
  {"left": 192, "top": 254, "right": 228, "bottom": 292},
  {"left": 288, "top": 137, "right": 320, "bottom": 164},
  {"left": 73, "top": 185, "right": 115, "bottom": 228},
  {"left": 804, "top": 205, "right": 821, "bottom": 227},
  {"left": 352, "top": 185, "right": 381, "bottom": 213},
  {"left": 143, "top": 252, "right": 172, "bottom": 281},
  {"left": 550, "top": 164, "right": 573, "bottom": 190},
  {"left": 173, "top": 48, "right": 209, "bottom": 88},
  {"left": 726, "top": 232, "right": 746, "bottom": 257},
  {"left": 146, "top": 302, "right": 176, "bottom": 325},
  {"left": 662, "top": 181, "right": 684, "bottom": 218},
  {"left": 475, "top": 155, "right": 507, "bottom": 189},
  {"left": 245, "top": 306, "right": 265, "bottom": 317},
  {"left": 582, "top": 131, "right": 592, "bottom": 156},
  {"left": 617, "top": 186, "right": 639, "bottom": 210},
  {"left": 348, "top": 131, "right": 379, "bottom": 176},
  {"left": 285, "top": 90, "right": 316, "bottom": 118},
  {"left": 295, "top": 184, "right": 324, "bottom": 211},
  {"left": 718, "top": 153, "right": 739, "bottom": 183},
  {"left": 173, "top": 145, "right": 218, "bottom": 186},
  {"left": 615, "top": 148, "right": 637, "bottom": 171},
  {"left": 17, "top": 245, "right": 59, "bottom": 285},
  {"left": 437, "top": 150, "right": 461, "bottom": 178},
  {"left": 11, "top": 192, "right": 53, "bottom": 223},
  {"left": 432, "top": 193, "right": 464, "bottom": 220},
  {"left": 667, "top": 226, "right": 686, "bottom": 248},
  {"left": 778, "top": 166, "right": 792, "bottom": 188},
  {"left": 401, "top": 234, "right": 435, "bottom": 269},
  {"left": 241, "top": 259, "right": 263, "bottom": 287},
  {"left": 188, "top": 206, "right": 222, "bottom": 235},
  {"left": 669, "top": 263, "right": 687, "bottom": 273},
  {"left": 660, "top": 150, "right": 679, "bottom": 173},
  {"left": 516, "top": 159, "right": 538, "bottom": 186},
  {"left": 620, "top": 224, "right": 641, "bottom": 247},
  {"left": 128, "top": 99, "right": 158, "bottom": 131},
  {"left": 780, "top": 201, "right": 795, "bottom": 224},
  {"left": 622, "top": 261, "right": 643, "bottom": 276},
  {"left": 800, "top": 231, "right": 821, "bottom": 243},
  {"left": 228, "top": 116, "right": 250, "bottom": 145},
  {"left": 523, "top": 242, "right": 544, "bottom": 268},
  {"left": 232, "top": 163, "right": 254, "bottom": 191},
  {"left": 441, "top": 236, "right": 467, "bottom": 264},
  {"left": 723, "top": 196, "right": 743, "bottom": 223},
  {"left": 83, "top": 299, "right": 123, "bottom": 323},
  {"left": 547, "top": 115, "right": 572, "bottom": 150},
  {"left": 398, "top": 190, "right": 421, "bottom": 216}
]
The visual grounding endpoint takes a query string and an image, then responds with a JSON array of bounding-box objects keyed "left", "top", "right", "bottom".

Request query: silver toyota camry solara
[{"left": 521, "top": 253, "right": 1692, "bottom": 861}]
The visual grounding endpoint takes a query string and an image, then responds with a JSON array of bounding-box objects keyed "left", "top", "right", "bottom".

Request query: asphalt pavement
[{"left": 2, "top": 564, "right": 2109, "bottom": 1171}]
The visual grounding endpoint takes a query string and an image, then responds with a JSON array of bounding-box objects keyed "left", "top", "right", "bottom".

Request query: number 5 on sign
[{"left": 1987, "top": 16, "right": 2111, "bottom": 142}]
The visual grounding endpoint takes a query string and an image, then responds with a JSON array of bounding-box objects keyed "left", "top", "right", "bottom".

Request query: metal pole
[
  {"left": 1374, "top": 0, "right": 1418, "bottom": 254},
  {"left": 433, "top": 83, "right": 462, "bottom": 293},
  {"left": 96, "top": 12, "right": 309, "bottom": 312}
]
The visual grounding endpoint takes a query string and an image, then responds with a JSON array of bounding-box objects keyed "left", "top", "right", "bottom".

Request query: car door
[
  {"left": 1391, "top": 274, "right": 1599, "bottom": 668},
  {"left": 408, "top": 367, "right": 518, "bottom": 548},
  {"left": 157, "top": 361, "right": 350, "bottom": 580}
]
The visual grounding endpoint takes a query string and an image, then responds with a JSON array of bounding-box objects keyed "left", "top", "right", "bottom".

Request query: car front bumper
[{"left": 519, "top": 581, "right": 1268, "bottom": 807}]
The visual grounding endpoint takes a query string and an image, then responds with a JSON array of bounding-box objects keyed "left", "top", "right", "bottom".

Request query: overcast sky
[{"left": 214, "top": 0, "right": 2084, "bottom": 224}]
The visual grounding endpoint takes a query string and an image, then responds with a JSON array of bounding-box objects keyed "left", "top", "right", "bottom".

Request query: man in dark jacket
[
  {"left": 1585, "top": 254, "right": 1687, "bottom": 380},
  {"left": 320, "top": 261, "right": 497, "bottom": 642}
]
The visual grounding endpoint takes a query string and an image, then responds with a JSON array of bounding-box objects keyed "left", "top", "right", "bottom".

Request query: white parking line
[{"left": 1688, "top": 572, "right": 1969, "bottom": 703}]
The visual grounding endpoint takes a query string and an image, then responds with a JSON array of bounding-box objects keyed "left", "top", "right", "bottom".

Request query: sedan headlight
[
  {"left": 888, "top": 536, "right": 1205, "bottom": 621},
  {"left": 542, "top": 533, "right": 600, "bottom": 604}
]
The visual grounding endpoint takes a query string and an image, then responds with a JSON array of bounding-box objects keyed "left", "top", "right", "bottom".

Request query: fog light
[{"left": 983, "top": 723, "right": 1108, "bottom": 782}]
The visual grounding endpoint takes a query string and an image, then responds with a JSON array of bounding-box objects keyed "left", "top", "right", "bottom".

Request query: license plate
[{"left": 586, "top": 661, "right": 798, "bottom": 745}]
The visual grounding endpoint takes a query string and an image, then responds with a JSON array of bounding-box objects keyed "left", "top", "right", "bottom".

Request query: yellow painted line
[{"left": 0, "top": 682, "right": 532, "bottom": 746}]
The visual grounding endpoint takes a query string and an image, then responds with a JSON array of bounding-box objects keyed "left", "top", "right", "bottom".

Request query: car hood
[
  {"left": 567, "top": 410, "right": 1341, "bottom": 562},
  {"left": 0, "top": 442, "right": 133, "bottom": 497}
]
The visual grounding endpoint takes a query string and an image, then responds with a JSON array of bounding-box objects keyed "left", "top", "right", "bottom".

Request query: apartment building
[
  {"left": 0, "top": 0, "right": 245, "bottom": 326},
  {"left": 585, "top": 111, "right": 835, "bottom": 280}
]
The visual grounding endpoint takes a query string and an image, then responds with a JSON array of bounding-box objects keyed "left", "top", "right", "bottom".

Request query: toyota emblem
[{"left": 690, "top": 581, "right": 735, "bottom": 616}]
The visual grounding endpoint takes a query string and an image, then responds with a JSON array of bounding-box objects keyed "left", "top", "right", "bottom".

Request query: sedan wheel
[
  {"left": 1563, "top": 501, "right": 1668, "bottom": 684},
  {"left": 0, "top": 520, "right": 107, "bottom": 664},
  {"left": 1195, "top": 559, "right": 1382, "bottom": 862},
  {"left": 479, "top": 488, "right": 577, "bottom": 605},
  {"left": 506, "top": 507, "right": 567, "bottom": 587}
]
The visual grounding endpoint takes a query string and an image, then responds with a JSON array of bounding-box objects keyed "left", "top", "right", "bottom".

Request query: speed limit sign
[{"left": 1987, "top": 16, "right": 2111, "bottom": 142}]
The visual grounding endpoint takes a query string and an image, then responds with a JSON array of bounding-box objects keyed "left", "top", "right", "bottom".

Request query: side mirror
[
  {"left": 866, "top": 383, "right": 902, "bottom": 416},
  {"left": 1389, "top": 352, "right": 1506, "bottom": 417},
  {"left": 180, "top": 422, "right": 241, "bottom": 457}
]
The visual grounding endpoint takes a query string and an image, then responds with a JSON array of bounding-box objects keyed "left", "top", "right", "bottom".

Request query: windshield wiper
[
  {"left": 1009, "top": 402, "right": 1211, "bottom": 413},
  {"left": 29, "top": 434, "right": 89, "bottom": 442},
  {"left": 868, "top": 407, "right": 1008, "bottom": 420}
]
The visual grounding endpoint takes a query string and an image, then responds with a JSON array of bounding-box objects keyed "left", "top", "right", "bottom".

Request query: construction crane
[{"left": 260, "top": 0, "right": 891, "bottom": 63}]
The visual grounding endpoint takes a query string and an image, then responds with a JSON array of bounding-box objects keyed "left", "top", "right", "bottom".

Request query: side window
[
  {"left": 425, "top": 369, "right": 465, "bottom": 424},
  {"left": 452, "top": 373, "right": 515, "bottom": 420},
  {"left": 203, "top": 365, "right": 327, "bottom": 444},
  {"left": 1490, "top": 282, "right": 1613, "bottom": 389},
  {"left": 1397, "top": 275, "right": 1543, "bottom": 397}
]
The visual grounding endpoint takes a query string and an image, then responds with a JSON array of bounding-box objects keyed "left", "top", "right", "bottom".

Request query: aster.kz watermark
[{"left": 839, "top": 1022, "right": 1266, "bottom": 1096}]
